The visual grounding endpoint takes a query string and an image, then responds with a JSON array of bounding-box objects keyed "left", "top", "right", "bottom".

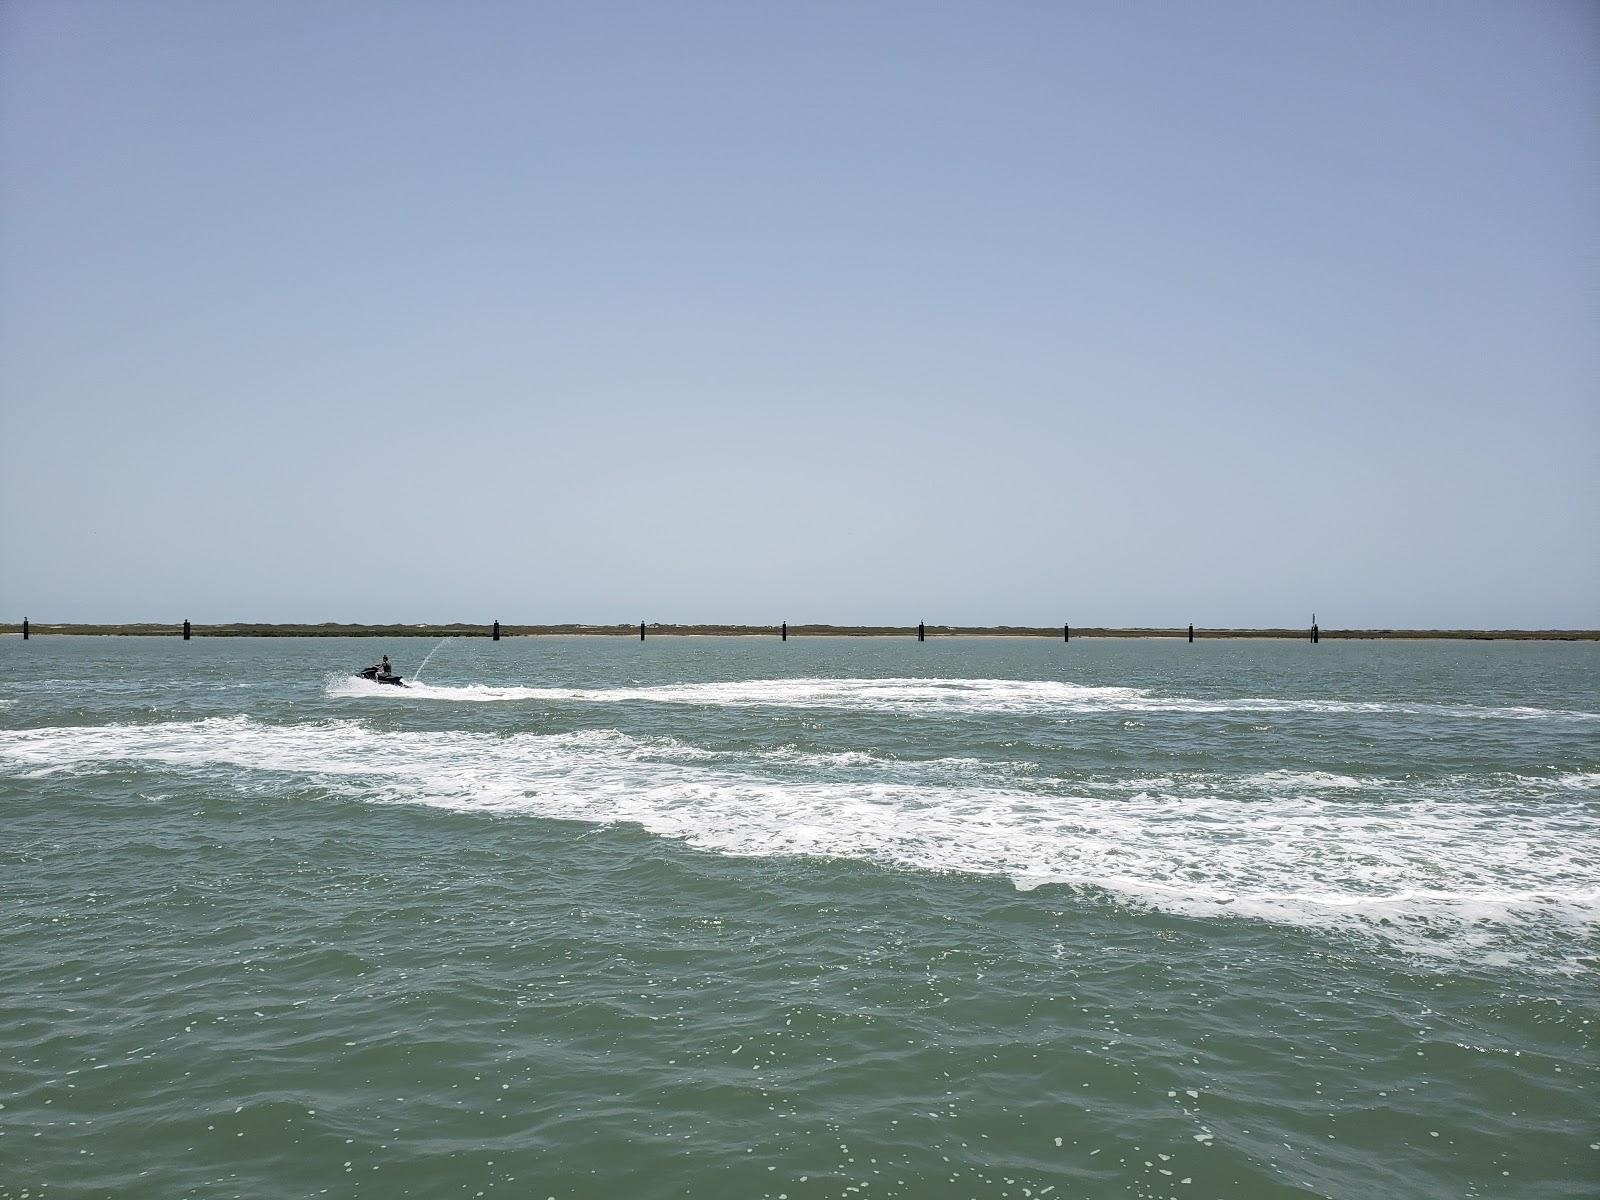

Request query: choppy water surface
[{"left": 2, "top": 635, "right": 1596, "bottom": 1198}]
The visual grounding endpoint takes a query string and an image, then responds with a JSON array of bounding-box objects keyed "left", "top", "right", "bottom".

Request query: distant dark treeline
[{"left": 4, "top": 623, "right": 1597, "bottom": 641}]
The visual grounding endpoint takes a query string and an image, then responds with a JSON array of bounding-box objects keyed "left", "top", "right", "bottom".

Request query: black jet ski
[{"left": 357, "top": 665, "right": 406, "bottom": 686}]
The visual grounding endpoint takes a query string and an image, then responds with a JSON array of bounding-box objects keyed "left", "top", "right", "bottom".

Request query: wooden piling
[
  {"left": 1064, "top": 623, "right": 1069, "bottom": 643},
  {"left": 1188, "top": 623, "right": 1194, "bottom": 643},
  {"left": 1312, "top": 614, "right": 1319, "bottom": 644},
  {"left": 21, "top": 618, "right": 28, "bottom": 640},
  {"left": 493, "top": 619, "right": 500, "bottom": 642},
  {"left": 640, "top": 621, "right": 645, "bottom": 642},
  {"left": 918, "top": 621, "right": 925, "bottom": 642},
  {"left": 183, "top": 619, "right": 191, "bottom": 641},
  {"left": 781, "top": 621, "right": 787, "bottom": 641}
]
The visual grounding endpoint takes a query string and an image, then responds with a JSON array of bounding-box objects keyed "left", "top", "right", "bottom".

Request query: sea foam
[
  {"left": 4, "top": 715, "right": 1595, "bottom": 965},
  {"left": 327, "top": 674, "right": 1600, "bottom": 722}
]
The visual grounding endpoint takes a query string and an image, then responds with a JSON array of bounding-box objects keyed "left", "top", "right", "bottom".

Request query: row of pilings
[{"left": 14, "top": 619, "right": 1322, "bottom": 641}]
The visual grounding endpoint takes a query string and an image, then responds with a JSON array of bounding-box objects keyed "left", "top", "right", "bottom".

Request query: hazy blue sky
[{"left": 2, "top": 1, "right": 1595, "bottom": 627}]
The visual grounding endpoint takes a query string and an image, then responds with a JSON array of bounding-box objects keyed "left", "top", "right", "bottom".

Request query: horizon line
[{"left": 5, "top": 621, "right": 1598, "bottom": 642}]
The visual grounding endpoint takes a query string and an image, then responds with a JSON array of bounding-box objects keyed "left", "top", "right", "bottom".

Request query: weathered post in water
[
  {"left": 1064, "top": 623, "right": 1070, "bottom": 643},
  {"left": 918, "top": 621, "right": 925, "bottom": 642},
  {"left": 782, "top": 621, "right": 787, "bottom": 641},
  {"left": 493, "top": 619, "right": 500, "bottom": 642},
  {"left": 1312, "top": 614, "right": 1319, "bottom": 644},
  {"left": 183, "top": 619, "right": 191, "bottom": 641},
  {"left": 640, "top": 621, "right": 645, "bottom": 642},
  {"left": 1188, "top": 623, "right": 1194, "bottom": 644},
  {"left": 21, "top": 618, "right": 28, "bottom": 640}
]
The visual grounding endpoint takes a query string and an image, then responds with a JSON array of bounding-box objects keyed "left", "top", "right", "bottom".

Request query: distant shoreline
[{"left": 4, "top": 623, "right": 1597, "bottom": 641}]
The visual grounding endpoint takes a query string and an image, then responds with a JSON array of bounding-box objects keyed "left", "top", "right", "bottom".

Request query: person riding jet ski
[{"left": 357, "top": 654, "right": 405, "bottom": 685}]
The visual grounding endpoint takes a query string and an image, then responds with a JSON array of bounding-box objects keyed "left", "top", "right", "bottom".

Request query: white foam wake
[
  {"left": 4, "top": 717, "right": 1596, "bottom": 965},
  {"left": 327, "top": 675, "right": 1600, "bottom": 721},
  {"left": 327, "top": 675, "right": 1149, "bottom": 712}
]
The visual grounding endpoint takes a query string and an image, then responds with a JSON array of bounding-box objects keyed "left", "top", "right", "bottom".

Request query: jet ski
[{"left": 357, "top": 664, "right": 406, "bottom": 686}]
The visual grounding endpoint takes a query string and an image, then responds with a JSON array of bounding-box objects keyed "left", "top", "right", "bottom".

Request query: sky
[{"left": 1, "top": 1, "right": 1595, "bottom": 628}]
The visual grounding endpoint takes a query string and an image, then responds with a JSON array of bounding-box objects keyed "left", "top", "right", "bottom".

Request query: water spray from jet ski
[{"left": 411, "top": 636, "right": 457, "bottom": 685}]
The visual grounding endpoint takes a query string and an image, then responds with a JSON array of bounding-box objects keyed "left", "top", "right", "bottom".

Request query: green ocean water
[{"left": 1, "top": 635, "right": 1596, "bottom": 1199}]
